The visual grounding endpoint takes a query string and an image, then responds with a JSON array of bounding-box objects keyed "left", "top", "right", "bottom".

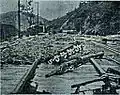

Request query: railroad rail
[
  {"left": 80, "top": 37, "right": 120, "bottom": 55},
  {"left": 92, "top": 41, "right": 120, "bottom": 55}
]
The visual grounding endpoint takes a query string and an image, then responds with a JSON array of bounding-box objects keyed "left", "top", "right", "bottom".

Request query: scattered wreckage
[
  {"left": 44, "top": 43, "right": 120, "bottom": 94},
  {"left": 5, "top": 38, "right": 119, "bottom": 94},
  {"left": 71, "top": 58, "right": 120, "bottom": 94},
  {"left": 45, "top": 52, "right": 104, "bottom": 78}
]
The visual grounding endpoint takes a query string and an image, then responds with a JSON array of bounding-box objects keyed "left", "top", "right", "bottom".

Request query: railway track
[
  {"left": 1, "top": 35, "right": 120, "bottom": 94},
  {"left": 79, "top": 36, "right": 120, "bottom": 55},
  {"left": 91, "top": 41, "right": 120, "bottom": 55}
]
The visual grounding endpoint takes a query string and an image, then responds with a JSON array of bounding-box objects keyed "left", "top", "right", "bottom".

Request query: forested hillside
[
  {"left": 0, "top": 11, "right": 48, "bottom": 41},
  {"left": 47, "top": 1, "right": 120, "bottom": 35},
  {"left": 0, "top": 11, "right": 48, "bottom": 31}
]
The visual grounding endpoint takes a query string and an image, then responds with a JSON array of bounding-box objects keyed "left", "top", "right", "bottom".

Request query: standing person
[{"left": 81, "top": 44, "right": 84, "bottom": 55}]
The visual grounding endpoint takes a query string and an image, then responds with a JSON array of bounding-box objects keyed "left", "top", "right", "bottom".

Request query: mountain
[
  {"left": 0, "top": 11, "right": 49, "bottom": 41},
  {"left": 0, "top": 11, "right": 49, "bottom": 31},
  {"left": 47, "top": 1, "right": 120, "bottom": 36}
]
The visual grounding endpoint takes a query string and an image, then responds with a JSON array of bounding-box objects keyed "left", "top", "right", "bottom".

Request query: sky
[
  {"left": 1, "top": 0, "right": 118, "bottom": 20},
  {"left": 0, "top": 0, "right": 80, "bottom": 20}
]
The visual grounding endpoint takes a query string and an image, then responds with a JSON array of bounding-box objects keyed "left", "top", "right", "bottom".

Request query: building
[
  {"left": 62, "top": 30, "right": 77, "bottom": 34},
  {"left": 26, "top": 24, "right": 46, "bottom": 36},
  {"left": 0, "top": 23, "right": 18, "bottom": 41}
]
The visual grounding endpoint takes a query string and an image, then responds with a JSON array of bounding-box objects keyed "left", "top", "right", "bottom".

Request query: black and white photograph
[{"left": 0, "top": 0, "right": 120, "bottom": 94}]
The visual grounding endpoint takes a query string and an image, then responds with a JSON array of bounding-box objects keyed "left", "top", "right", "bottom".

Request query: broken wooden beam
[
  {"left": 45, "top": 52, "right": 104, "bottom": 78},
  {"left": 68, "top": 51, "right": 103, "bottom": 64},
  {"left": 45, "top": 59, "right": 79, "bottom": 78},
  {"left": 107, "top": 67, "right": 120, "bottom": 76},
  {"left": 80, "top": 52, "right": 104, "bottom": 61},
  {"left": 11, "top": 59, "right": 40, "bottom": 94},
  {"left": 90, "top": 58, "right": 106, "bottom": 76},
  {"left": 47, "top": 44, "right": 81, "bottom": 64},
  {"left": 72, "top": 58, "right": 120, "bottom": 94},
  {"left": 71, "top": 78, "right": 102, "bottom": 94},
  {"left": 68, "top": 50, "right": 90, "bottom": 60},
  {"left": 71, "top": 78, "right": 102, "bottom": 88}
]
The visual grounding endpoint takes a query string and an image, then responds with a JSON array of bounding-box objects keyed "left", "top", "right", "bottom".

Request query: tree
[{"left": 20, "top": 0, "right": 35, "bottom": 26}]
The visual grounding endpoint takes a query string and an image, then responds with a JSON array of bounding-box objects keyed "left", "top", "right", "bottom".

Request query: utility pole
[
  {"left": 18, "top": 0, "right": 21, "bottom": 38},
  {"left": 35, "top": 2, "right": 39, "bottom": 25}
]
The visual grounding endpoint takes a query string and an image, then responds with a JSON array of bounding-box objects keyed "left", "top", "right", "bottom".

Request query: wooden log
[
  {"left": 71, "top": 78, "right": 102, "bottom": 88},
  {"left": 90, "top": 58, "right": 106, "bottom": 76},
  {"left": 107, "top": 67, "right": 120, "bottom": 76},
  {"left": 80, "top": 52, "right": 104, "bottom": 61},
  {"left": 46, "top": 44, "right": 73, "bottom": 64},
  {"left": 11, "top": 59, "right": 40, "bottom": 94},
  {"left": 58, "top": 44, "right": 73, "bottom": 53},
  {"left": 47, "top": 44, "right": 81, "bottom": 64},
  {"left": 69, "top": 50, "right": 90, "bottom": 60},
  {"left": 45, "top": 59, "right": 79, "bottom": 78},
  {"left": 45, "top": 52, "right": 104, "bottom": 78}
]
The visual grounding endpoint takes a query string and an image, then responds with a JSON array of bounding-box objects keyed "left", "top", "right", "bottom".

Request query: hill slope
[
  {"left": 47, "top": 1, "right": 120, "bottom": 35},
  {"left": 0, "top": 11, "right": 48, "bottom": 31}
]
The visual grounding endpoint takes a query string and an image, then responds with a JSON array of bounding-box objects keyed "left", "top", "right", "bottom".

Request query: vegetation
[
  {"left": 47, "top": 1, "right": 120, "bottom": 36},
  {"left": 0, "top": 11, "right": 48, "bottom": 41}
]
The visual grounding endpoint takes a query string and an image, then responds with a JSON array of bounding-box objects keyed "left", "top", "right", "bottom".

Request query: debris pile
[
  {"left": 44, "top": 38, "right": 120, "bottom": 94},
  {"left": 1, "top": 34, "right": 78, "bottom": 65}
]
